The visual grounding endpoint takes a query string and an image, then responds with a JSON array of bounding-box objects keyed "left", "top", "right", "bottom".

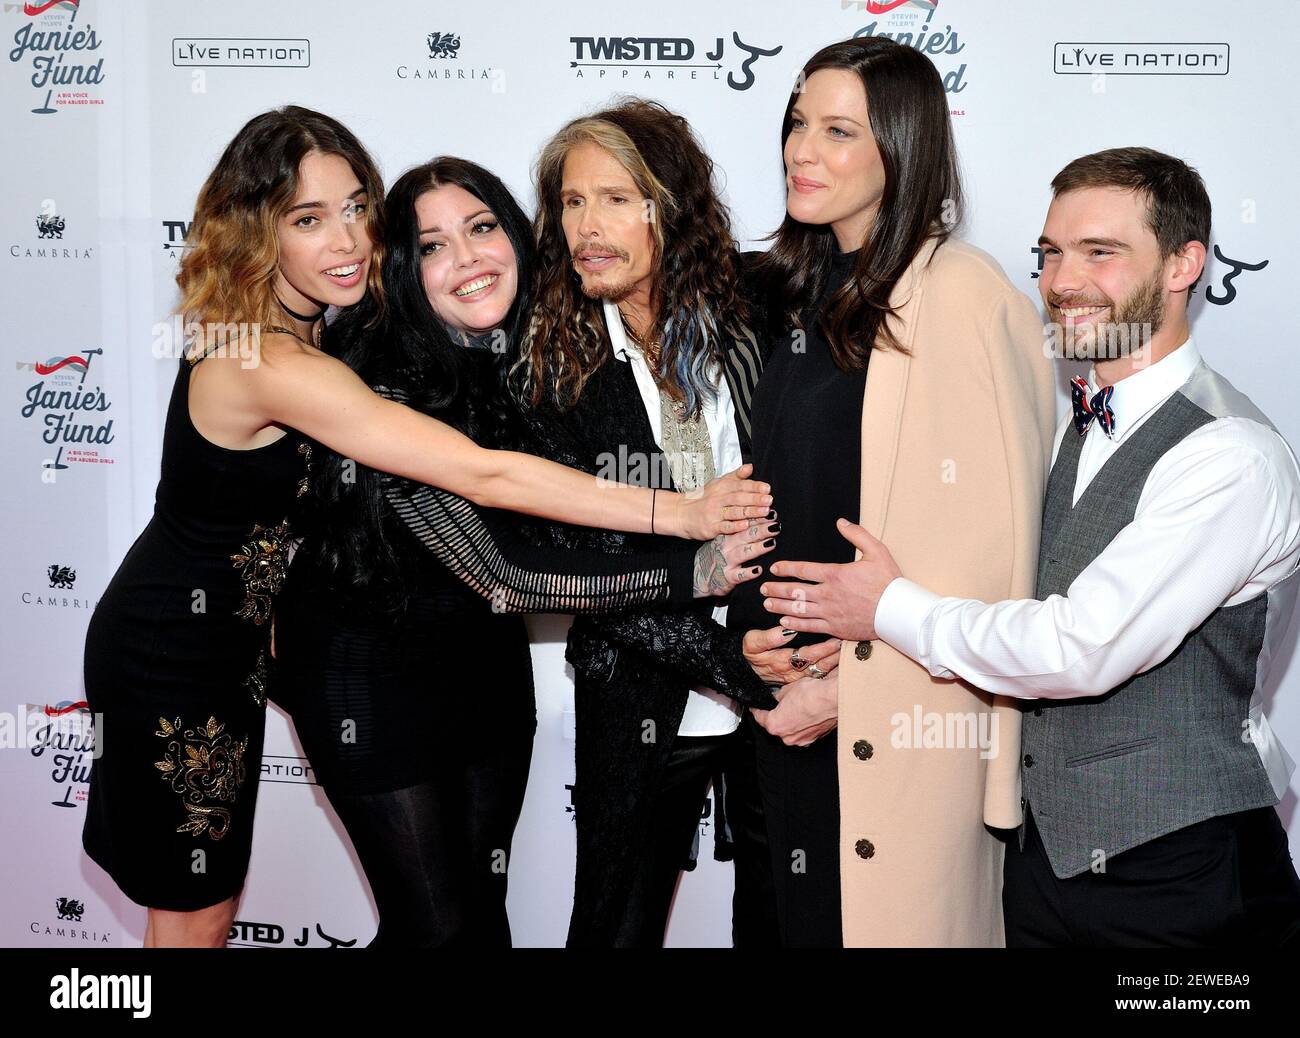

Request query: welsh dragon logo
[
  {"left": 37, "top": 213, "right": 65, "bottom": 239},
  {"left": 426, "top": 32, "right": 460, "bottom": 59},
  {"left": 48, "top": 564, "right": 76, "bottom": 589}
]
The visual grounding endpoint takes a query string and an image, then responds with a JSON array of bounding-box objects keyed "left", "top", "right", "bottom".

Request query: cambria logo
[{"left": 426, "top": 31, "right": 459, "bottom": 58}]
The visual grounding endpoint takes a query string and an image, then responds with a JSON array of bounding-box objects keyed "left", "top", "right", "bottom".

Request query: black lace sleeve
[
  {"left": 380, "top": 475, "right": 697, "bottom": 613},
  {"left": 372, "top": 382, "right": 697, "bottom": 613},
  {"left": 586, "top": 606, "right": 778, "bottom": 710}
]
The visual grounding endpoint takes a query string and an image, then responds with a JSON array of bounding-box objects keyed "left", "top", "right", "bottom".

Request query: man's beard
[
  {"left": 577, "top": 267, "right": 637, "bottom": 302},
  {"left": 571, "top": 246, "right": 636, "bottom": 302},
  {"left": 1050, "top": 267, "right": 1165, "bottom": 361}
]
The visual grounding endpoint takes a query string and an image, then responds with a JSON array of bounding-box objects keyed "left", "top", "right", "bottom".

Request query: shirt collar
[
  {"left": 603, "top": 300, "right": 632, "bottom": 362},
  {"left": 1085, "top": 336, "right": 1201, "bottom": 442}
]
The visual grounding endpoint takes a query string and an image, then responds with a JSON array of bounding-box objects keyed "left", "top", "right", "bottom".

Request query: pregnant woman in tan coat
[{"left": 735, "top": 36, "right": 1056, "bottom": 946}]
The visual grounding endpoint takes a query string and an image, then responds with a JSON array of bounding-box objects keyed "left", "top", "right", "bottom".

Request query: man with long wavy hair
[{"left": 512, "top": 98, "right": 781, "bottom": 946}]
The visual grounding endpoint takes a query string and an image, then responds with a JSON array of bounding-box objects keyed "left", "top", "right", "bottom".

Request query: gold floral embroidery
[
  {"left": 230, "top": 518, "right": 292, "bottom": 625},
  {"left": 243, "top": 647, "right": 270, "bottom": 708},
  {"left": 153, "top": 715, "right": 248, "bottom": 841},
  {"left": 228, "top": 441, "right": 311, "bottom": 703},
  {"left": 297, "top": 441, "right": 313, "bottom": 498}
]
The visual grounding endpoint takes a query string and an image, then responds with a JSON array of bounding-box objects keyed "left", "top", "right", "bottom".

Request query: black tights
[{"left": 322, "top": 730, "right": 535, "bottom": 948}]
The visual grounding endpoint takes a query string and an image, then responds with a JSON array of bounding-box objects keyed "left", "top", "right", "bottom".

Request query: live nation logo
[
  {"left": 15, "top": 347, "right": 116, "bottom": 474},
  {"left": 846, "top": 0, "right": 968, "bottom": 105},
  {"left": 1054, "top": 42, "right": 1229, "bottom": 76},
  {"left": 569, "top": 31, "right": 783, "bottom": 91},
  {"left": 261, "top": 751, "right": 317, "bottom": 785},
  {"left": 171, "top": 37, "right": 310, "bottom": 68},
  {"left": 7, "top": 0, "right": 106, "bottom": 115},
  {"left": 9, "top": 199, "right": 92, "bottom": 260}
]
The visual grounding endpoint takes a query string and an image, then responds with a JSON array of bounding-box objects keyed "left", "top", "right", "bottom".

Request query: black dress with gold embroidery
[{"left": 81, "top": 356, "right": 311, "bottom": 911}]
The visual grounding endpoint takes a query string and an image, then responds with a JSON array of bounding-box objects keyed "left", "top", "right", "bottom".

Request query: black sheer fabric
[
  {"left": 375, "top": 384, "right": 697, "bottom": 615},
  {"left": 319, "top": 738, "right": 534, "bottom": 948}
]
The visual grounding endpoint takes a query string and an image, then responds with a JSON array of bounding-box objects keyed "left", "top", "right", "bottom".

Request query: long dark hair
[
  {"left": 515, "top": 97, "right": 752, "bottom": 413},
  {"left": 306, "top": 157, "right": 536, "bottom": 598},
  {"left": 750, "top": 36, "right": 963, "bottom": 370},
  {"left": 178, "top": 104, "right": 387, "bottom": 334}
]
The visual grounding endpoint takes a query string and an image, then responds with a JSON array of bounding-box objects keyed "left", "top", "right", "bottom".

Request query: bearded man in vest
[{"left": 756, "top": 146, "right": 1300, "bottom": 947}]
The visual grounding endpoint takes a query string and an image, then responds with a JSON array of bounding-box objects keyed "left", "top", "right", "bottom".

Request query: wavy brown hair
[
  {"left": 177, "top": 105, "right": 386, "bottom": 338},
  {"left": 750, "top": 37, "right": 963, "bottom": 371},
  {"left": 514, "top": 97, "right": 751, "bottom": 413}
]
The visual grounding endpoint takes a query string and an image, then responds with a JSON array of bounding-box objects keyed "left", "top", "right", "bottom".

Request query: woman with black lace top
[{"left": 274, "top": 157, "right": 781, "bottom": 947}]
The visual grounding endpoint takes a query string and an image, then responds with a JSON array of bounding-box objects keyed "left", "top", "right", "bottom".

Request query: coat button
[
  {"left": 1033, "top": 708, "right": 1043, "bottom": 717},
  {"left": 855, "top": 640, "right": 873, "bottom": 661},
  {"left": 852, "top": 739, "right": 874, "bottom": 760},
  {"left": 1023, "top": 754, "right": 1035, "bottom": 768},
  {"left": 855, "top": 838, "right": 875, "bottom": 860}
]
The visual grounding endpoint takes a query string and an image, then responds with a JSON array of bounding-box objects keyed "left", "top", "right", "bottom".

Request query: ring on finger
[
  {"left": 789, "top": 648, "right": 808, "bottom": 670},
  {"left": 807, "top": 663, "right": 826, "bottom": 679}
]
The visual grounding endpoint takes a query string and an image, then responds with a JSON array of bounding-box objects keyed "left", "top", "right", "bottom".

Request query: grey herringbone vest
[{"left": 1023, "top": 369, "right": 1282, "bottom": 878}]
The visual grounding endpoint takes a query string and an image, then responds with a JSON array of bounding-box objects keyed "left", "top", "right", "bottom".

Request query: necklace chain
[{"left": 619, "top": 310, "right": 662, "bottom": 366}]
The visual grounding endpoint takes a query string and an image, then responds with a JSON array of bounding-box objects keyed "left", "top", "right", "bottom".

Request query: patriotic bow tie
[{"left": 1070, "top": 376, "right": 1116, "bottom": 438}]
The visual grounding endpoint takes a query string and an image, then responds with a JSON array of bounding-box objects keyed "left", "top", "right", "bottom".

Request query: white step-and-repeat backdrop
[{"left": 2, "top": 0, "right": 1294, "bottom": 947}]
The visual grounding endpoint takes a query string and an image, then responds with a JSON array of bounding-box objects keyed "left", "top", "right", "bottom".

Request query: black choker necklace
[{"left": 276, "top": 294, "right": 326, "bottom": 322}]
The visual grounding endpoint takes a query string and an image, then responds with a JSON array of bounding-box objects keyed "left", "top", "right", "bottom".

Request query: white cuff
[{"left": 875, "top": 577, "right": 942, "bottom": 664}]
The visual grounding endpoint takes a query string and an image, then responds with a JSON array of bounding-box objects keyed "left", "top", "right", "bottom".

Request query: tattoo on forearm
[{"left": 694, "top": 537, "right": 730, "bottom": 597}]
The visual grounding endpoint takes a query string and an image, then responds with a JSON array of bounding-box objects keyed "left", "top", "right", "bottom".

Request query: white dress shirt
[
  {"left": 603, "top": 300, "right": 743, "bottom": 738},
  {"left": 875, "top": 337, "right": 1300, "bottom": 796}
]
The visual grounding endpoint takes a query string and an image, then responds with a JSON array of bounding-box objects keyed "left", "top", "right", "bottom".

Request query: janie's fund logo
[
  {"left": 16, "top": 347, "right": 115, "bottom": 475},
  {"left": 848, "top": 0, "right": 968, "bottom": 99},
  {"left": 7, "top": 0, "right": 106, "bottom": 114}
]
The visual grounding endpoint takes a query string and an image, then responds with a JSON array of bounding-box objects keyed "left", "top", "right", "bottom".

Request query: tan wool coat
[{"left": 836, "top": 237, "right": 1057, "bottom": 946}]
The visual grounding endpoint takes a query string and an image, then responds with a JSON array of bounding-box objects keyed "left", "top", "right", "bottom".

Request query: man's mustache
[{"left": 572, "top": 246, "right": 629, "bottom": 263}]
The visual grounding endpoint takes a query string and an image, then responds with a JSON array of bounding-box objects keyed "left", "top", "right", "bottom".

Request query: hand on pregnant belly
[
  {"left": 760, "top": 518, "right": 901, "bottom": 640},
  {"left": 743, "top": 625, "right": 840, "bottom": 684},
  {"left": 752, "top": 669, "right": 839, "bottom": 747}
]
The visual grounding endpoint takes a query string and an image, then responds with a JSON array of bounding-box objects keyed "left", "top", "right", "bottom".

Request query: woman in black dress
[
  {"left": 82, "top": 107, "right": 773, "bottom": 947},
  {"left": 275, "top": 158, "right": 779, "bottom": 947},
  {"left": 729, "top": 38, "right": 957, "bottom": 946}
]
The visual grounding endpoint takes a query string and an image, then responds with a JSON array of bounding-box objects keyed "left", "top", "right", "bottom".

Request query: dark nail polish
[
  {"left": 762, "top": 538, "right": 775, "bottom": 548},
  {"left": 769, "top": 522, "right": 782, "bottom": 534},
  {"left": 766, "top": 509, "right": 776, "bottom": 520},
  {"left": 751, "top": 567, "right": 762, "bottom": 575},
  {"left": 781, "top": 629, "right": 796, "bottom": 637}
]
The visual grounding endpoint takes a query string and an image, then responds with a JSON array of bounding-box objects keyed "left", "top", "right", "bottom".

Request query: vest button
[
  {"left": 1023, "top": 754, "right": 1035, "bottom": 768},
  {"left": 852, "top": 739, "right": 874, "bottom": 760},
  {"left": 855, "top": 640, "right": 873, "bottom": 661},
  {"left": 855, "top": 838, "right": 875, "bottom": 860}
]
